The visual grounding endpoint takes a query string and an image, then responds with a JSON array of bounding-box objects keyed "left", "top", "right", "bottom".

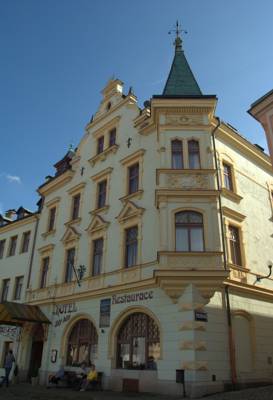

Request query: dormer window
[
  {"left": 107, "top": 102, "right": 112, "bottom": 111},
  {"left": 109, "top": 128, "right": 116, "bottom": 146},
  {"left": 97, "top": 136, "right": 104, "bottom": 154}
]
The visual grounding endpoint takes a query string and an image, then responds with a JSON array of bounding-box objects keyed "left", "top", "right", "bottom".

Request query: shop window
[
  {"left": 0, "top": 240, "right": 5, "bottom": 259},
  {"left": 1, "top": 279, "right": 10, "bottom": 302},
  {"left": 228, "top": 225, "right": 242, "bottom": 266},
  {"left": 171, "top": 139, "right": 183, "bottom": 169},
  {"left": 128, "top": 163, "right": 139, "bottom": 194},
  {"left": 117, "top": 312, "right": 160, "bottom": 369},
  {"left": 21, "top": 231, "right": 31, "bottom": 253},
  {"left": 175, "top": 211, "right": 204, "bottom": 252},
  {"left": 109, "top": 128, "right": 116, "bottom": 146},
  {"left": 48, "top": 207, "right": 56, "bottom": 232},
  {"left": 14, "top": 276, "right": 24, "bottom": 300},
  {"left": 40, "top": 256, "right": 50, "bottom": 288},
  {"left": 71, "top": 194, "right": 81, "bottom": 220},
  {"left": 188, "top": 140, "right": 200, "bottom": 169},
  {"left": 223, "top": 162, "right": 234, "bottom": 191},
  {"left": 97, "top": 180, "right": 107, "bottom": 209},
  {"left": 8, "top": 236, "right": 17, "bottom": 257},
  {"left": 67, "top": 319, "right": 98, "bottom": 366},
  {"left": 97, "top": 136, "right": 104, "bottom": 154},
  {"left": 92, "top": 238, "right": 103, "bottom": 276},
  {"left": 65, "top": 247, "right": 75, "bottom": 283},
  {"left": 125, "top": 226, "right": 138, "bottom": 267}
]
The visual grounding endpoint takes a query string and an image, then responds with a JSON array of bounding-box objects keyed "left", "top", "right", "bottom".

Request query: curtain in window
[
  {"left": 125, "top": 226, "right": 138, "bottom": 267},
  {"left": 188, "top": 140, "right": 200, "bottom": 169},
  {"left": 175, "top": 211, "right": 204, "bottom": 251},
  {"left": 93, "top": 238, "right": 103, "bottom": 275},
  {"left": 171, "top": 140, "right": 183, "bottom": 169}
]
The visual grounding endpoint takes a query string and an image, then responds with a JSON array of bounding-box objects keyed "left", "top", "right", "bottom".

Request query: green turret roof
[{"left": 163, "top": 36, "right": 202, "bottom": 96}]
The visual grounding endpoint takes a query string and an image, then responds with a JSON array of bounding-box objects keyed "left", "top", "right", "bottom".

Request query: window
[
  {"left": 71, "top": 194, "right": 81, "bottom": 220},
  {"left": 175, "top": 211, "right": 204, "bottom": 252},
  {"left": 48, "top": 207, "right": 56, "bottom": 232},
  {"left": 1, "top": 279, "right": 10, "bottom": 302},
  {"left": 0, "top": 240, "right": 5, "bottom": 259},
  {"left": 40, "top": 256, "right": 50, "bottom": 288},
  {"left": 92, "top": 238, "right": 103, "bottom": 276},
  {"left": 65, "top": 248, "right": 75, "bottom": 283},
  {"left": 117, "top": 313, "right": 160, "bottom": 369},
  {"left": 188, "top": 140, "right": 200, "bottom": 169},
  {"left": 128, "top": 163, "right": 139, "bottom": 194},
  {"left": 8, "top": 236, "right": 17, "bottom": 257},
  {"left": 125, "top": 226, "right": 138, "bottom": 267},
  {"left": 97, "top": 180, "right": 107, "bottom": 209},
  {"left": 14, "top": 276, "right": 24, "bottom": 300},
  {"left": 228, "top": 225, "right": 242, "bottom": 266},
  {"left": 67, "top": 319, "right": 98, "bottom": 366},
  {"left": 109, "top": 128, "right": 116, "bottom": 146},
  {"left": 223, "top": 163, "right": 234, "bottom": 191},
  {"left": 21, "top": 231, "right": 31, "bottom": 253},
  {"left": 171, "top": 140, "right": 183, "bottom": 169},
  {"left": 97, "top": 136, "right": 104, "bottom": 154}
]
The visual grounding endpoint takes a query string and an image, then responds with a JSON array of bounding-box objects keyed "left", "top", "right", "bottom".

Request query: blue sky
[{"left": 1, "top": 0, "right": 273, "bottom": 213}]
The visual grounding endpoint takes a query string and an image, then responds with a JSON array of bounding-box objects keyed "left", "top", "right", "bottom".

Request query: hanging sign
[{"left": 99, "top": 299, "right": 111, "bottom": 328}]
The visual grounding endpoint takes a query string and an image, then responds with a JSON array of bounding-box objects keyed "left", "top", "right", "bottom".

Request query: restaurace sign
[{"left": 112, "top": 290, "right": 154, "bottom": 305}]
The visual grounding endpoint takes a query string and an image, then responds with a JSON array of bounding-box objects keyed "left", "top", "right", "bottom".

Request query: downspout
[
  {"left": 211, "top": 117, "right": 237, "bottom": 386},
  {"left": 26, "top": 210, "right": 41, "bottom": 291}
]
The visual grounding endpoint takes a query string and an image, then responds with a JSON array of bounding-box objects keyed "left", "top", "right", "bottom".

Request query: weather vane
[{"left": 168, "top": 20, "right": 187, "bottom": 40}]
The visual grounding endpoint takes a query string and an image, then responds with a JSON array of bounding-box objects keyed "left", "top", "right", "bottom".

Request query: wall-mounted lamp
[
  {"left": 71, "top": 263, "right": 86, "bottom": 287},
  {"left": 254, "top": 264, "right": 272, "bottom": 285},
  {"left": 101, "top": 329, "right": 105, "bottom": 334}
]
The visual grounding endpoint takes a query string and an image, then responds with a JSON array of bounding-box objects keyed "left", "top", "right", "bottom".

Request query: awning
[{"left": 0, "top": 302, "right": 51, "bottom": 325}]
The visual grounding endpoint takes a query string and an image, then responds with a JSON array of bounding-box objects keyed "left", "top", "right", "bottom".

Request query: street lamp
[{"left": 254, "top": 264, "right": 272, "bottom": 285}]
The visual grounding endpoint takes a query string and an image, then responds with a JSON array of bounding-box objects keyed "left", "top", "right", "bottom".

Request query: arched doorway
[
  {"left": 116, "top": 312, "right": 160, "bottom": 369},
  {"left": 28, "top": 324, "right": 45, "bottom": 379},
  {"left": 66, "top": 318, "right": 98, "bottom": 366},
  {"left": 232, "top": 313, "right": 253, "bottom": 375}
]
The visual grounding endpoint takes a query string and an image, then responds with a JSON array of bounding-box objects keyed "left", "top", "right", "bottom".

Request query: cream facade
[{"left": 1, "top": 35, "right": 273, "bottom": 398}]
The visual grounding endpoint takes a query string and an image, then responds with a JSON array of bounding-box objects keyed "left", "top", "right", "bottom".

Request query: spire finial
[{"left": 168, "top": 21, "right": 187, "bottom": 52}]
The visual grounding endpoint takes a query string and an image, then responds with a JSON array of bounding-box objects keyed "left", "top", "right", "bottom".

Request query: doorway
[{"left": 28, "top": 325, "right": 44, "bottom": 380}]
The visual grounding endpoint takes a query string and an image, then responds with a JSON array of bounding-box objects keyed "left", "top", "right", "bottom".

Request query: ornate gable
[
  {"left": 117, "top": 201, "right": 145, "bottom": 224},
  {"left": 61, "top": 226, "right": 81, "bottom": 244},
  {"left": 86, "top": 215, "right": 109, "bottom": 234}
]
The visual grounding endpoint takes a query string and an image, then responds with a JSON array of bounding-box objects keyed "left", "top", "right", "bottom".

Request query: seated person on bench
[
  {"left": 79, "top": 364, "right": 98, "bottom": 391},
  {"left": 49, "top": 365, "right": 65, "bottom": 385}
]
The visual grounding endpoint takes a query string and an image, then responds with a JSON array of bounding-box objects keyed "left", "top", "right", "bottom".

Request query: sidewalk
[{"left": 0, "top": 383, "right": 273, "bottom": 400}]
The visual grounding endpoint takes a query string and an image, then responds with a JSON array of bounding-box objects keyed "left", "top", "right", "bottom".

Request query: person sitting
[
  {"left": 72, "top": 361, "right": 90, "bottom": 390},
  {"left": 79, "top": 364, "right": 98, "bottom": 391},
  {"left": 49, "top": 365, "right": 65, "bottom": 385},
  {"left": 147, "top": 356, "right": 157, "bottom": 370}
]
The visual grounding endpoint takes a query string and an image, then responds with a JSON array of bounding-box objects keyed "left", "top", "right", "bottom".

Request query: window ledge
[
  {"left": 64, "top": 217, "right": 82, "bottom": 227},
  {"left": 221, "top": 188, "right": 243, "bottom": 203},
  {"left": 42, "top": 229, "right": 56, "bottom": 239},
  {"left": 90, "top": 205, "right": 110, "bottom": 215},
  {"left": 88, "top": 144, "right": 119, "bottom": 166},
  {"left": 119, "top": 190, "right": 144, "bottom": 203},
  {"left": 228, "top": 262, "right": 248, "bottom": 271}
]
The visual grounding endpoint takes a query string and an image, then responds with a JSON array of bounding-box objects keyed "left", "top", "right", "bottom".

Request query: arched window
[
  {"left": 67, "top": 319, "right": 98, "bottom": 366},
  {"left": 117, "top": 313, "right": 160, "bottom": 370},
  {"left": 175, "top": 211, "right": 204, "bottom": 251},
  {"left": 171, "top": 140, "right": 183, "bottom": 169},
  {"left": 188, "top": 140, "right": 200, "bottom": 169}
]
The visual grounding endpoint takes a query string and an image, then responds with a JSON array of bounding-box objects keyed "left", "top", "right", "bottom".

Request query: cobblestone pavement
[{"left": 0, "top": 383, "right": 273, "bottom": 400}]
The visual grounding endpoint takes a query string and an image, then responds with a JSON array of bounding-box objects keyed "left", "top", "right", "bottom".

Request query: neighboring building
[
  {"left": 0, "top": 207, "right": 49, "bottom": 375},
  {"left": 248, "top": 89, "right": 273, "bottom": 164},
  {"left": 1, "top": 33, "right": 273, "bottom": 397}
]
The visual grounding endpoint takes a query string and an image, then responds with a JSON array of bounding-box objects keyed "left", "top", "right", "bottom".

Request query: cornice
[
  {"left": 38, "top": 243, "right": 55, "bottom": 254},
  {"left": 221, "top": 188, "right": 243, "bottom": 203},
  {"left": 120, "top": 149, "right": 145, "bottom": 165},
  {"left": 225, "top": 279, "right": 273, "bottom": 302},
  {"left": 91, "top": 167, "right": 113, "bottom": 182},
  {"left": 91, "top": 116, "right": 121, "bottom": 138},
  {"left": 67, "top": 182, "right": 86, "bottom": 195},
  {"left": 222, "top": 206, "right": 246, "bottom": 222},
  {"left": 0, "top": 214, "right": 38, "bottom": 234},
  {"left": 88, "top": 145, "right": 119, "bottom": 166},
  {"left": 45, "top": 197, "right": 61, "bottom": 208},
  {"left": 38, "top": 170, "right": 74, "bottom": 196}
]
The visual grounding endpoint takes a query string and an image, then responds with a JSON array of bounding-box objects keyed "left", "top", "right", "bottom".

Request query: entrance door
[
  {"left": 28, "top": 341, "right": 43, "bottom": 379},
  {"left": 1, "top": 341, "right": 13, "bottom": 367}
]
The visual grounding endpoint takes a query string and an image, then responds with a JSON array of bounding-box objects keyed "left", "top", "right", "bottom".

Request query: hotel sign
[
  {"left": 112, "top": 290, "right": 154, "bottom": 305},
  {"left": 53, "top": 302, "right": 78, "bottom": 328}
]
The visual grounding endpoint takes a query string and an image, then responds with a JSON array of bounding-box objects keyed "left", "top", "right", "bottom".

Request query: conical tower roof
[{"left": 163, "top": 35, "right": 202, "bottom": 96}]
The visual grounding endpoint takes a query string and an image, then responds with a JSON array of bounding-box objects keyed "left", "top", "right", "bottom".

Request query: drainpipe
[
  {"left": 26, "top": 209, "right": 41, "bottom": 292},
  {"left": 211, "top": 118, "right": 237, "bottom": 386}
]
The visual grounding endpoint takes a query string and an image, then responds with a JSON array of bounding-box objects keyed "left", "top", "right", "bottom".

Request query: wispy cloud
[
  {"left": 6, "top": 175, "right": 21, "bottom": 184},
  {"left": 0, "top": 173, "right": 22, "bottom": 184}
]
